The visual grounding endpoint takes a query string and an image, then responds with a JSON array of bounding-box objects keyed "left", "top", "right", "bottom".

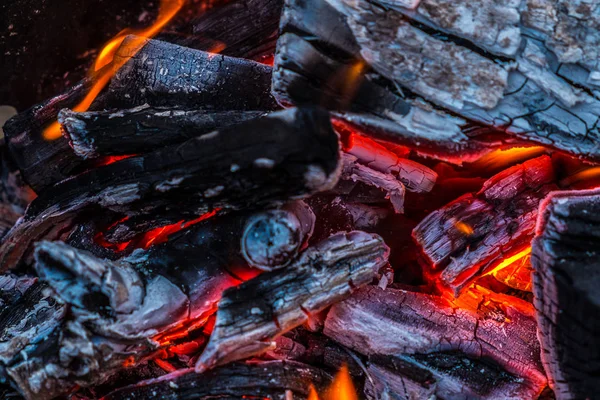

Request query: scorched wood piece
[
  {"left": 324, "top": 285, "right": 548, "bottom": 399},
  {"left": 532, "top": 188, "right": 600, "bottom": 399},
  {"left": 97, "top": 35, "right": 279, "bottom": 111},
  {"left": 195, "top": 231, "right": 390, "bottom": 372},
  {"left": 0, "top": 107, "right": 341, "bottom": 271},
  {"left": 413, "top": 155, "right": 558, "bottom": 295},
  {"left": 59, "top": 106, "right": 266, "bottom": 159},
  {"left": 102, "top": 361, "right": 332, "bottom": 400}
]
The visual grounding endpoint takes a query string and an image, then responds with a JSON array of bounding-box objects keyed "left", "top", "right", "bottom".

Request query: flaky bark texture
[
  {"left": 413, "top": 155, "right": 557, "bottom": 295},
  {"left": 0, "top": 108, "right": 341, "bottom": 271},
  {"left": 532, "top": 188, "right": 600, "bottom": 399},
  {"left": 324, "top": 285, "right": 547, "bottom": 399},
  {"left": 196, "top": 231, "right": 389, "bottom": 372}
]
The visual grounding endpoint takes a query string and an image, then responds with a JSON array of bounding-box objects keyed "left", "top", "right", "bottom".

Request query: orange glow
[
  {"left": 454, "top": 221, "right": 473, "bottom": 236},
  {"left": 470, "top": 146, "right": 546, "bottom": 172},
  {"left": 96, "top": 154, "right": 137, "bottom": 167},
  {"left": 43, "top": 0, "right": 185, "bottom": 140},
  {"left": 138, "top": 209, "right": 220, "bottom": 249},
  {"left": 154, "top": 358, "right": 177, "bottom": 373},
  {"left": 307, "top": 385, "right": 320, "bottom": 400},
  {"left": 484, "top": 247, "right": 532, "bottom": 278},
  {"left": 122, "top": 356, "right": 135, "bottom": 368},
  {"left": 560, "top": 166, "right": 600, "bottom": 188},
  {"left": 324, "top": 364, "right": 358, "bottom": 400}
]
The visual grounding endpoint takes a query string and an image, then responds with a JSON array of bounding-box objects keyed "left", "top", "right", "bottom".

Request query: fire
[
  {"left": 307, "top": 385, "right": 320, "bottom": 400},
  {"left": 309, "top": 364, "right": 358, "bottom": 400},
  {"left": 560, "top": 166, "right": 600, "bottom": 188},
  {"left": 454, "top": 221, "right": 473, "bottom": 236},
  {"left": 43, "top": 0, "right": 185, "bottom": 140},
  {"left": 469, "top": 146, "right": 547, "bottom": 172},
  {"left": 484, "top": 247, "right": 532, "bottom": 278}
]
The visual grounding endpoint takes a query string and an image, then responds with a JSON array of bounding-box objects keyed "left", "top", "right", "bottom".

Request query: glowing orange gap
[{"left": 485, "top": 247, "right": 532, "bottom": 277}]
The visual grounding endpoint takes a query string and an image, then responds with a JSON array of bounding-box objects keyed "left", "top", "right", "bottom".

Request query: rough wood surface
[
  {"left": 59, "top": 106, "right": 265, "bottom": 159},
  {"left": 0, "top": 108, "right": 341, "bottom": 271},
  {"left": 532, "top": 188, "right": 600, "bottom": 399},
  {"left": 324, "top": 285, "right": 548, "bottom": 399},
  {"left": 413, "top": 155, "right": 557, "bottom": 295},
  {"left": 196, "top": 231, "right": 389, "bottom": 372}
]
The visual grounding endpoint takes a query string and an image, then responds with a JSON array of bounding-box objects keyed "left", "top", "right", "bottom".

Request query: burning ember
[{"left": 1, "top": 0, "right": 600, "bottom": 399}]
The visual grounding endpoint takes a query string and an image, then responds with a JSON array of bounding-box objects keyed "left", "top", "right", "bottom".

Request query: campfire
[{"left": 1, "top": 0, "right": 599, "bottom": 399}]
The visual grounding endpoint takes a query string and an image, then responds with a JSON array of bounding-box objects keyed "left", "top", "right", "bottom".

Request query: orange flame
[
  {"left": 484, "top": 247, "right": 532, "bottom": 278},
  {"left": 454, "top": 221, "right": 474, "bottom": 236},
  {"left": 307, "top": 385, "right": 320, "bottom": 400},
  {"left": 469, "top": 146, "right": 547, "bottom": 173},
  {"left": 310, "top": 364, "right": 358, "bottom": 400},
  {"left": 43, "top": 0, "right": 185, "bottom": 140}
]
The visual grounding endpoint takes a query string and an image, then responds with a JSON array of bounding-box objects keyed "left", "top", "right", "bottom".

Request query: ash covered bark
[
  {"left": 324, "top": 285, "right": 547, "bottom": 399},
  {"left": 102, "top": 361, "right": 332, "bottom": 400},
  {"left": 196, "top": 231, "right": 389, "bottom": 372},
  {"left": 532, "top": 188, "right": 600, "bottom": 399},
  {"left": 413, "top": 155, "right": 558, "bottom": 295},
  {"left": 0, "top": 108, "right": 341, "bottom": 271},
  {"left": 59, "top": 106, "right": 265, "bottom": 159}
]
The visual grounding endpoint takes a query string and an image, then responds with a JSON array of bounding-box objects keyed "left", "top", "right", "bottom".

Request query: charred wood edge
[
  {"left": 341, "top": 152, "right": 405, "bottom": 213},
  {"left": 0, "top": 139, "right": 35, "bottom": 212},
  {"left": 102, "top": 361, "right": 332, "bottom": 400},
  {"left": 98, "top": 35, "right": 279, "bottom": 111},
  {"left": 412, "top": 155, "right": 558, "bottom": 295},
  {"left": 0, "top": 107, "right": 341, "bottom": 272},
  {"left": 532, "top": 188, "right": 600, "bottom": 399},
  {"left": 330, "top": 0, "right": 600, "bottom": 161},
  {"left": 59, "top": 106, "right": 267, "bottom": 159},
  {"left": 195, "top": 231, "right": 390, "bottom": 372},
  {"left": 324, "top": 285, "right": 548, "bottom": 399},
  {"left": 241, "top": 200, "right": 315, "bottom": 271}
]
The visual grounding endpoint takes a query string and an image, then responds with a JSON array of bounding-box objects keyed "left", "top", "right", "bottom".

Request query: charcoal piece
[
  {"left": 59, "top": 106, "right": 266, "bottom": 159},
  {"left": 324, "top": 285, "right": 547, "bottom": 399},
  {"left": 364, "top": 355, "right": 436, "bottom": 400},
  {"left": 341, "top": 153, "right": 405, "bottom": 213},
  {"left": 0, "top": 107, "right": 341, "bottom": 271},
  {"left": 0, "top": 141, "right": 35, "bottom": 213},
  {"left": 196, "top": 231, "right": 390, "bottom": 372},
  {"left": 103, "top": 361, "right": 332, "bottom": 400},
  {"left": 413, "top": 155, "right": 557, "bottom": 295},
  {"left": 532, "top": 188, "right": 600, "bottom": 399},
  {"left": 241, "top": 201, "right": 315, "bottom": 271},
  {"left": 98, "top": 35, "right": 279, "bottom": 111}
]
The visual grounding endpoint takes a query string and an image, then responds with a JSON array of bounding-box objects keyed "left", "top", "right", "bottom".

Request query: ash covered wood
[
  {"left": 103, "top": 361, "right": 332, "bottom": 400},
  {"left": 0, "top": 107, "right": 340, "bottom": 271},
  {"left": 196, "top": 231, "right": 389, "bottom": 372},
  {"left": 413, "top": 155, "right": 557, "bottom": 295},
  {"left": 59, "top": 106, "right": 265, "bottom": 159},
  {"left": 324, "top": 285, "right": 547, "bottom": 399},
  {"left": 532, "top": 188, "right": 600, "bottom": 399}
]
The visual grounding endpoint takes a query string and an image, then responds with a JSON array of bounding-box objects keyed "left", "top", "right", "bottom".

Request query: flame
[
  {"left": 309, "top": 364, "right": 358, "bottom": 400},
  {"left": 307, "top": 385, "right": 320, "bottom": 400},
  {"left": 484, "top": 247, "right": 532, "bottom": 278},
  {"left": 469, "top": 146, "right": 546, "bottom": 172},
  {"left": 43, "top": 0, "right": 185, "bottom": 140}
]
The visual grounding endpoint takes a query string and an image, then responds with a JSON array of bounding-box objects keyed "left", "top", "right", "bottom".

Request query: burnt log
[
  {"left": 0, "top": 107, "right": 341, "bottom": 271},
  {"left": 196, "top": 231, "right": 390, "bottom": 372},
  {"left": 324, "top": 285, "right": 548, "bottom": 399},
  {"left": 413, "top": 155, "right": 558, "bottom": 295},
  {"left": 532, "top": 188, "right": 600, "bottom": 399},
  {"left": 102, "top": 361, "right": 332, "bottom": 400},
  {"left": 59, "top": 106, "right": 265, "bottom": 159}
]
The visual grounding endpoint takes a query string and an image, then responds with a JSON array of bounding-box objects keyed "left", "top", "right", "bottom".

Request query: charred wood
[
  {"left": 0, "top": 108, "right": 340, "bottom": 271},
  {"left": 196, "top": 231, "right": 389, "bottom": 372},
  {"left": 59, "top": 106, "right": 265, "bottom": 159},
  {"left": 413, "top": 155, "right": 557, "bottom": 295},
  {"left": 532, "top": 188, "right": 600, "bottom": 399},
  {"left": 324, "top": 285, "right": 547, "bottom": 399}
]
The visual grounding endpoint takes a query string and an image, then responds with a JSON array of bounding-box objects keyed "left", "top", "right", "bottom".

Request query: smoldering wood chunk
[
  {"left": 0, "top": 107, "right": 340, "bottom": 271},
  {"left": 532, "top": 189, "right": 600, "bottom": 399},
  {"left": 324, "top": 285, "right": 547, "bottom": 399},
  {"left": 103, "top": 361, "right": 332, "bottom": 400},
  {"left": 196, "top": 231, "right": 390, "bottom": 372},
  {"left": 59, "top": 106, "right": 265, "bottom": 159},
  {"left": 98, "top": 35, "right": 279, "bottom": 111},
  {"left": 413, "top": 155, "right": 557, "bottom": 295}
]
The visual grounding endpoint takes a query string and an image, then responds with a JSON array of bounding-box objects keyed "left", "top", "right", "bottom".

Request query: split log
[
  {"left": 0, "top": 107, "right": 341, "bottom": 271},
  {"left": 532, "top": 188, "right": 600, "bottom": 399},
  {"left": 102, "top": 361, "right": 332, "bottom": 400},
  {"left": 413, "top": 155, "right": 558, "bottom": 295},
  {"left": 59, "top": 106, "right": 265, "bottom": 159},
  {"left": 195, "top": 231, "right": 390, "bottom": 372},
  {"left": 324, "top": 285, "right": 548, "bottom": 399}
]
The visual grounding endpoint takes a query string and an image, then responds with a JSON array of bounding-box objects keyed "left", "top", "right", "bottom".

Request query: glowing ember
[
  {"left": 560, "top": 166, "right": 600, "bottom": 188},
  {"left": 138, "top": 209, "right": 220, "bottom": 249},
  {"left": 42, "top": 0, "right": 185, "bottom": 140},
  {"left": 469, "top": 146, "right": 547, "bottom": 173},
  {"left": 453, "top": 221, "right": 473, "bottom": 236},
  {"left": 484, "top": 247, "right": 532, "bottom": 278}
]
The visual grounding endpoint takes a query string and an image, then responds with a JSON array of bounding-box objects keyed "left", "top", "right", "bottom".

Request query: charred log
[
  {"left": 0, "top": 107, "right": 341, "bottom": 271},
  {"left": 102, "top": 361, "right": 332, "bottom": 400},
  {"left": 532, "top": 188, "right": 600, "bottom": 399},
  {"left": 413, "top": 155, "right": 558, "bottom": 295},
  {"left": 59, "top": 106, "right": 265, "bottom": 159},
  {"left": 324, "top": 285, "right": 547, "bottom": 399},
  {"left": 196, "top": 231, "right": 389, "bottom": 372}
]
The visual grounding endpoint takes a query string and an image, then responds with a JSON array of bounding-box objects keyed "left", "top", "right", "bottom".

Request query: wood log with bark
[
  {"left": 0, "top": 107, "right": 341, "bottom": 271},
  {"left": 532, "top": 188, "right": 600, "bottom": 399},
  {"left": 324, "top": 285, "right": 548, "bottom": 399}
]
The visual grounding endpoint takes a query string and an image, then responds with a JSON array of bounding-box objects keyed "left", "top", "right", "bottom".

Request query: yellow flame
[
  {"left": 484, "top": 247, "right": 532, "bottom": 278},
  {"left": 324, "top": 365, "right": 358, "bottom": 400},
  {"left": 42, "top": 0, "right": 185, "bottom": 140},
  {"left": 307, "top": 384, "right": 320, "bottom": 400}
]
